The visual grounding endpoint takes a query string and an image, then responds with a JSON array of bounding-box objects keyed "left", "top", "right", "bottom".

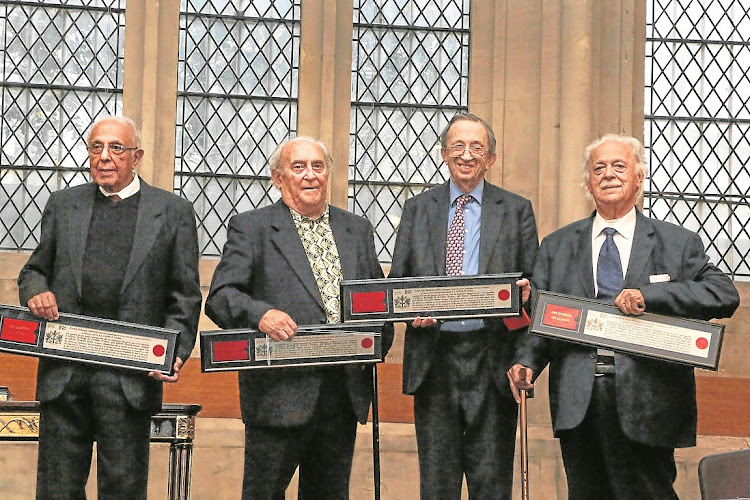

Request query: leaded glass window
[
  {"left": 0, "top": 0, "right": 125, "bottom": 250},
  {"left": 645, "top": 0, "right": 750, "bottom": 279},
  {"left": 350, "top": 0, "right": 471, "bottom": 262},
  {"left": 175, "top": 0, "right": 300, "bottom": 257}
]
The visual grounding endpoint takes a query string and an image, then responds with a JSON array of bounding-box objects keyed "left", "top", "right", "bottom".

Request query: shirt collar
[
  {"left": 593, "top": 205, "right": 637, "bottom": 241},
  {"left": 99, "top": 172, "right": 140, "bottom": 200},
  {"left": 289, "top": 203, "right": 330, "bottom": 225},
  {"left": 449, "top": 180, "right": 484, "bottom": 206}
]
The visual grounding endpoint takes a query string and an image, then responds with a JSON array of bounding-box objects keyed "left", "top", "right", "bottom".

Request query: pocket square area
[{"left": 649, "top": 273, "right": 671, "bottom": 283}]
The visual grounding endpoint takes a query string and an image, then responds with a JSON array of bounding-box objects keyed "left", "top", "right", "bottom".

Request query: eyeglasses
[
  {"left": 447, "top": 144, "right": 487, "bottom": 158},
  {"left": 88, "top": 143, "right": 140, "bottom": 156}
]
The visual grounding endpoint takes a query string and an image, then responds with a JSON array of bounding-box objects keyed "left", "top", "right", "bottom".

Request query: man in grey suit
[
  {"left": 509, "top": 134, "right": 740, "bottom": 499},
  {"left": 389, "top": 113, "right": 538, "bottom": 499},
  {"left": 18, "top": 116, "right": 202, "bottom": 499},
  {"left": 205, "top": 136, "right": 393, "bottom": 499}
]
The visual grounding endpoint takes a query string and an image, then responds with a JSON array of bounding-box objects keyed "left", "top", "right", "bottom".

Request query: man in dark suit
[
  {"left": 205, "top": 136, "right": 393, "bottom": 499},
  {"left": 509, "top": 134, "right": 740, "bottom": 499},
  {"left": 18, "top": 116, "right": 202, "bottom": 499},
  {"left": 389, "top": 113, "right": 538, "bottom": 499}
]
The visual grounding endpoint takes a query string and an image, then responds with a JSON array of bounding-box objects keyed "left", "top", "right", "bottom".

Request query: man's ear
[
  {"left": 271, "top": 169, "right": 282, "bottom": 190},
  {"left": 133, "top": 148, "right": 145, "bottom": 166}
]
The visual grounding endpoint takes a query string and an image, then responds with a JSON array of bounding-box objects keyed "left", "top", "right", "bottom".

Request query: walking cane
[
  {"left": 519, "top": 388, "right": 530, "bottom": 500},
  {"left": 371, "top": 363, "right": 381, "bottom": 500}
]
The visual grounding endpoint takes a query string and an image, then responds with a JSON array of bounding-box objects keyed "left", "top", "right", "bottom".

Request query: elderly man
[
  {"left": 509, "top": 134, "right": 740, "bottom": 499},
  {"left": 18, "top": 116, "right": 202, "bottom": 499},
  {"left": 205, "top": 136, "right": 393, "bottom": 499},
  {"left": 389, "top": 113, "right": 538, "bottom": 499}
]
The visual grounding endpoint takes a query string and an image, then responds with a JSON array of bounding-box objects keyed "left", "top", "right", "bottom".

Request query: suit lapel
[
  {"left": 270, "top": 202, "right": 325, "bottom": 310},
  {"left": 624, "top": 210, "right": 655, "bottom": 287},
  {"left": 330, "top": 208, "right": 357, "bottom": 280},
  {"left": 122, "top": 181, "right": 165, "bottom": 293},
  {"left": 427, "top": 183, "right": 450, "bottom": 275},
  {"left": 68, "top": 184, "right": 96, "bottom": 297},
  {"left": 478, "top": 184, "right": 505, "bottom": 274},
  {"left": 576, "top": 215, "right": 596, "bottom": 298}
]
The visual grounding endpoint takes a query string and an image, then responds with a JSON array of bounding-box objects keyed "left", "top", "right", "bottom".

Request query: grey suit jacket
[
  {"left": 389, "top": 181, "right": 539, "bottom": 396},
  {"left": 205, "top": 200, "right": 394, "bottom": 427},
  {"left": 18, "top": 181, "right": 202, "bottom": 413},
  {"left": 516, "top": 209, "right": 739, "bottom": 448}
]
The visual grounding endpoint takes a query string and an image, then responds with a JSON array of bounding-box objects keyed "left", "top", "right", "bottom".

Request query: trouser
[
  {"left": 559, "top": 374, "right": 679, "bottom": 500},
  {"left": 37, "top": 366, "right": 151, "bottom": 500},
  {"left": 414, "top": 332, "right": 518, "bottom": 499}
]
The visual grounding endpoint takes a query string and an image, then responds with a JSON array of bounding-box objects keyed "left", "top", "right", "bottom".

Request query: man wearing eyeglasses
[
  {"left": 18, "top": 116, "right": 202, "bottom": 499},
  {"left": 389, "top": 112, "right": 539, "bottom": 499}
]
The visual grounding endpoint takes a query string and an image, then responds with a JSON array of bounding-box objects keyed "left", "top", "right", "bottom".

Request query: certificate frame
[
  {"left": 200, "top": 322, "right": 384, "bottom": 372},
  {"left": 530, "top": 290, "right": 725, "bottom": 370},
  {"left": 341, "top": 273, "right": 522, "bottom": 323},
  {"left": 0, "top": 304, "right": 178, "bottom": 374}
]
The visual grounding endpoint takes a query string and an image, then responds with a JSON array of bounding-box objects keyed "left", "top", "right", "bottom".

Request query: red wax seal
[
  {"left": 361, "top": 338, "right": 374, "bottom": 349},
  {"left": 695, "top": 337, "right": 709, "bottom": 350},
  {"left": 152, "top": 344, "right": 165, "bottom": 357},
  {"left": 498, "top": 289, "right": 511, "bottom": 301}
]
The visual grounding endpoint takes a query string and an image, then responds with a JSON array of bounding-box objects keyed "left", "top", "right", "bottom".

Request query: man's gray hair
[
  {"left": 87, "top": 116, "right": 142, "bottom": 148},
  {"left": 581, "top": 134, "right": 647, "bottom": 199},
  {"left": 268, "top": 136, "right": 334, "bottom": 173},
  {"left": 439, "top": 112, "right": 497, "bottom": 155}
]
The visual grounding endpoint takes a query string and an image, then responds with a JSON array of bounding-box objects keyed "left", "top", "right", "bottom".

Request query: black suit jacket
[
  {"left": 18, "top": 181, "right": 202, "bottom": 413},
  {"left": 516, "top": 210, "right": 739, "bottom": 448},
  {"left": 205, "top": 201, "right": 394, "bottom": 426},
  {"left": 389, "top": 181, "right": 539, "bottom": 396}
]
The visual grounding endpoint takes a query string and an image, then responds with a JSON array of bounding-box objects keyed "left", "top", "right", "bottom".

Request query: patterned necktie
[
  {"left": 445, "top": 194, "right": 471, "bottom": 276},
  {"left": 297, "top": 216, "right": 344, "bottom": 323},
  {"left": 596, "top": 227, "right": 624, "bottom": 300}
]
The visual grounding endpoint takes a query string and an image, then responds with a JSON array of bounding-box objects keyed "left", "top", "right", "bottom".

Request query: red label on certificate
[
  {"left": 351, "top": 291, "right": 387, "bottom": 313},
  {"left": 212, "top": 340, "right": 249, "bottom": 362},
  {"left": 542, "top": 304, "right": 581, "bottom": 331},
  {"left": 0, "top": 318, "right": 39, "bottom": 344}
]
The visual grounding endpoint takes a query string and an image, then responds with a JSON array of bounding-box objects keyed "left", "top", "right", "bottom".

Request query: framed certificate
[
  {"left": 341, "top": 273, "right": 522, "bottom": 322},
  {"left": 0, "top": 304, "right": 178, "bottom": 374},
  {"left": 530, "top": 291, "right": 725, "bottom": 370},
  {"left": 200, "top": 322, "right": 384, "bottom": 372}
]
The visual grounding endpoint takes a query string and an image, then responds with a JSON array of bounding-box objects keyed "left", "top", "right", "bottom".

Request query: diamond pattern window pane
[
  {"left": 176, "top": 0, "right": 300, "bottom": 257},
  {"left": 351, "top": 0, "right": 470, "bottom": 262},
  {"left": 645, "top": 0, "right": 750, "bottom": 280},
  {"left": 0, "top": 1, "right": 125, "bottom": 251}
]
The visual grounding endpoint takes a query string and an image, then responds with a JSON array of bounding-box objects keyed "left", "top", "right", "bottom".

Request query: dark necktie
[
  {"left": 109, "top": 194, "right": 122, "bottom": 204},
  {"left": 596, "top": 227, "right": 624, "bottom": 300},
  {"left": 445, "top": 194, "right": 471, "bottom": 276}
]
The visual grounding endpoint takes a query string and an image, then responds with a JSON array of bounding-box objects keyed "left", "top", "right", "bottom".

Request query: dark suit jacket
[
  {"left": 205, "top": 200, "right": 394, "bottom": 427},
  {"left": 18, "top": 181, "right": 202, "bottom": 413},
  {"left": 516, "top": 209, "right": 739, "bottom": 448},
  {"left": 389, "top": 181, "right": 539, "bottom": 396}
]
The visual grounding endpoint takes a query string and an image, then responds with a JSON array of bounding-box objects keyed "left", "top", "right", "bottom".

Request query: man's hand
[
  {"left": 259, "top": 309, "right": 298, "bottom": 341},
  {"left": 27, "top": 291, "right": 59, "bottom": 320},
  {"left": 615, "top": 288, "right": 646, "bottom": 316},
  {"left": 516, "top": 278, "right": 531, "bottom": 304},
  {"left": 411, "top": 316, "right": 438, "bottom": 328},
  {"left": 149, "top": 357, "right": 184, "bottom": 383},
  {"left": 508, "top": 363, "right": 534, "bottom": 404}
]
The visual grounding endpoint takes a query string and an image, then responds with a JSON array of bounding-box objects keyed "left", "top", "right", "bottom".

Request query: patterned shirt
[{"left": 290, "top": 204, "right": 344, "bottom": 323}]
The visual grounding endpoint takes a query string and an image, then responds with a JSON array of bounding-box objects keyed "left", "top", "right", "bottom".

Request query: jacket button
[{"left": 589, "top": 353, "right": 596, "bottom": 359}]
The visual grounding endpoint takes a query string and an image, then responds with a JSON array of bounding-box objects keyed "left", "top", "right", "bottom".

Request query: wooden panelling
[
  {"left": 695, "top": 376, "right": 750, "bottom": 436},
  {"left": 1, "top": 353, "right": 747, "bottom": 436}
]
